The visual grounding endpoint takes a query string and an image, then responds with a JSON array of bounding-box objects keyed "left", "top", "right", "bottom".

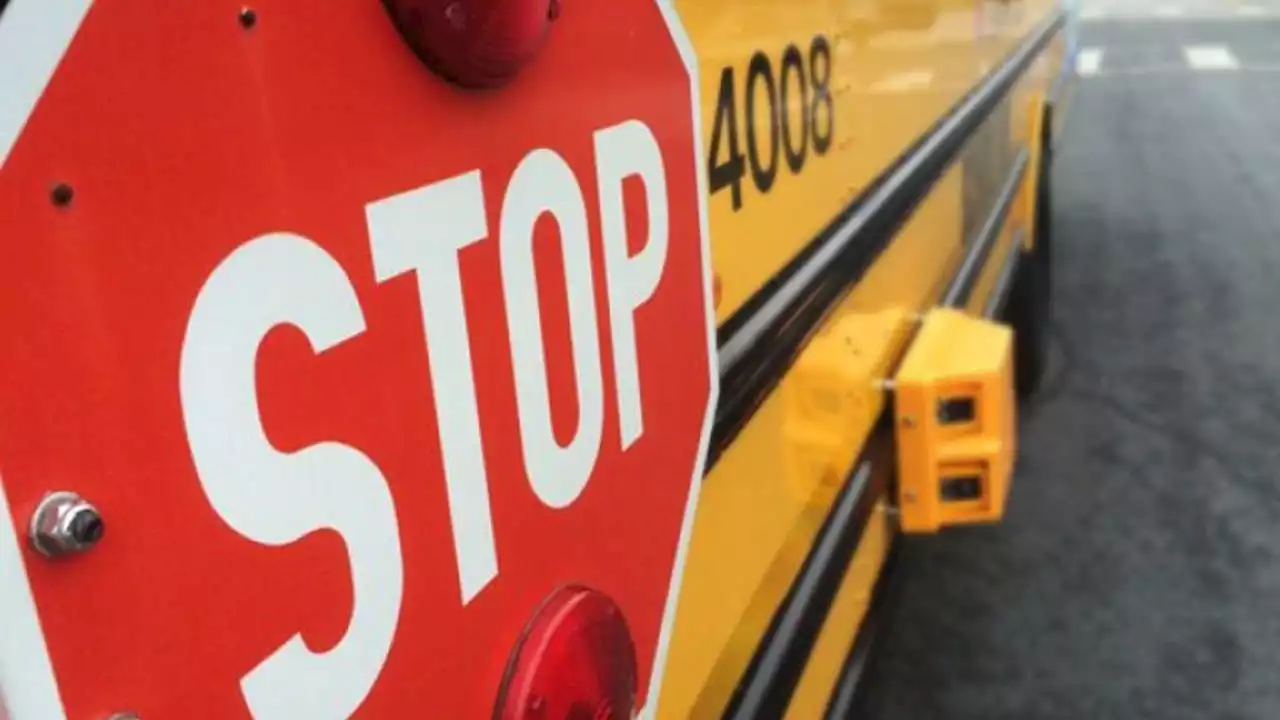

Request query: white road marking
[
  {"left": 1184, "top": 44, "right": 1240, "bottom": 70},
  {"left": 1077, "top": 48, "right": 1104, "bottom": 77}
]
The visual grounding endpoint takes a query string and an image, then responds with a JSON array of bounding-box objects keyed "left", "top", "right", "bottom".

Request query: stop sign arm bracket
[{"left": 892, "top": 309, "right": 1017, "bottom": 533}]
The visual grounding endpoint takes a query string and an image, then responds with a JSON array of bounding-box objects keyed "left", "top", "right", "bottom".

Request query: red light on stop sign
[
  {"left": 496, "top": 586, "right": 638, "bottom": 719},
  {"left": 383, "top": 0, "right": 558, "bottom": 88}
]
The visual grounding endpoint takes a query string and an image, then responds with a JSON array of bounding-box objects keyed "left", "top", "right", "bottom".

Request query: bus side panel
[{"left": 659, "top": 0, "right": 1065, "bottom": 715}]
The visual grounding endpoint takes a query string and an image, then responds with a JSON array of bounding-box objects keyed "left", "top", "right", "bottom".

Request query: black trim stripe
[
  {"left": 822, "top": 539, "right": 903, "bottom": 720},
  {"left": 941, "top": 150, "right": 1029, "bottom": 308},
  {"left": 984, "top": 229, "right": 1025, "bottom": 319},
  {"left": 1046, "top": 88, "right": 1064, "bottom": 157},
  {"left": 710, "top": 11, "right": 1065, "bottom": 469},
  {"left": 724, "top": 424, "right": 894, "bottom": 720}
]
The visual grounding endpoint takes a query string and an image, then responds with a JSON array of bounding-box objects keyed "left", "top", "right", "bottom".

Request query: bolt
[
  {"left": 238, "top": 7, "right": 257, "bottom": 29},
  {"left": 29, "top": 491, "right": 104, "bottom": 558},
  {"left": 50, "top": 182, "right": 74, "bottom": 208}
]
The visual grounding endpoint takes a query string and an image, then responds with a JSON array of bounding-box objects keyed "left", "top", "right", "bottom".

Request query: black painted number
[
  {"left": 810, "top": 36, "right": 833, "bottom": 155},
  {"left": 745, "top": 52, "right": 779, "bottom": 194},
  {"left": 780, "top": 44, "right": 808, "bottom": 173},
  {"left": 708, "top": 65, "right": 746, "bottom": 210},
  {"left": 708, "top": 35, "right": 836, "bottom": 211}
]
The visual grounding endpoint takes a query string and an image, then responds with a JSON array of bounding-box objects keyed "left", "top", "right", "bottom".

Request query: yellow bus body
[{"left": 659, "top": 0, "right": 1070, "bottom": 715}]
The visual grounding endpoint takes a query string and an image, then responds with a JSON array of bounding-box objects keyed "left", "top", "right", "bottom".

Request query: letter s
[{"left": 179, "top": 233, "right": 403, "bottom": 719}]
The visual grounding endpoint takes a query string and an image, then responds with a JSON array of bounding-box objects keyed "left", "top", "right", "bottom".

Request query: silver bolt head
[{"left": 29, "top": 491, "right": 104, "bottom": 557}]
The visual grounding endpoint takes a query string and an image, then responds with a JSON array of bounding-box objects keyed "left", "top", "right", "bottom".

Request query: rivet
[
  {"left": 50, "top": 182, "right": 74, "bottom": 208},
  {"left": 238, "top": 7, "right": 258, "bottom": 29}
]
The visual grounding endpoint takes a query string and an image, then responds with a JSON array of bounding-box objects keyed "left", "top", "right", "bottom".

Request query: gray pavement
[{"left": 857, "top": 16, "right": 1280, "bottom": 720}]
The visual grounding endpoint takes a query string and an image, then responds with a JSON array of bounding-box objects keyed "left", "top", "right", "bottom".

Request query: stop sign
[{"left": 0, "top": 1, "right": 715, "bottom": 718}]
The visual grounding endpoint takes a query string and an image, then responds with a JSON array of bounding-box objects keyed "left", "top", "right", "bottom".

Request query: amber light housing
[
  {"left": 495, "top": 586, "right": 638, "bottom": 719},
  {"left": 382, "top": 0, "right": 559, "bottom": 88}
]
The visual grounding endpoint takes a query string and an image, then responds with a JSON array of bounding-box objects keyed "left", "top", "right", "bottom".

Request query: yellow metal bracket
[
  {"left": 783, "top": 308, "right": 912, "bottom": 502},
  {"left": 893, "top": 308, "right": 1017, "bottom": 532}
]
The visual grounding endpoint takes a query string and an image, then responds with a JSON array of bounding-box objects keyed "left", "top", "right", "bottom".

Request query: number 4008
[{"left": 707, "top": 35, "right": 835, "bottom": 211}]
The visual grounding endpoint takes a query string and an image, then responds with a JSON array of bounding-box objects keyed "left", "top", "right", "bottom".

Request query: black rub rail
[{"left": 941, "top": 150, "right": 1030, "bottom": 308}]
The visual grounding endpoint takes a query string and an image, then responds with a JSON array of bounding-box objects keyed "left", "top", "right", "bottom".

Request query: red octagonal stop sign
[{"left": 0, "top": 0, "right": 716, "bottom": 717}]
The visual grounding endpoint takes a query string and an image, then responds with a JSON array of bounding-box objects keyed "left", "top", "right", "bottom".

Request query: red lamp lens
[
  {"left": 495, "top": 586, "right": 638, "bottom": 720},
  {"left": 382, "top": 0, "right": 557, "bottom": 88}
]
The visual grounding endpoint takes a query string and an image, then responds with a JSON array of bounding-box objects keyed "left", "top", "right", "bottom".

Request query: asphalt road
[{"left": 857, "top": 17, "right": 1280, "bottom": 720}]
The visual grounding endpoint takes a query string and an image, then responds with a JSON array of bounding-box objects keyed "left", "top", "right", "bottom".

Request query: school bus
[{"left": 0, "top": 0, "right": 1069, "bottom": 717}]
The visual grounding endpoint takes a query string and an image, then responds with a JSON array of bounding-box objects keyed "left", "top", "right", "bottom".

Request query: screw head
[{"left": 238, "top": 7, "right": 257, "bottom": 28}]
